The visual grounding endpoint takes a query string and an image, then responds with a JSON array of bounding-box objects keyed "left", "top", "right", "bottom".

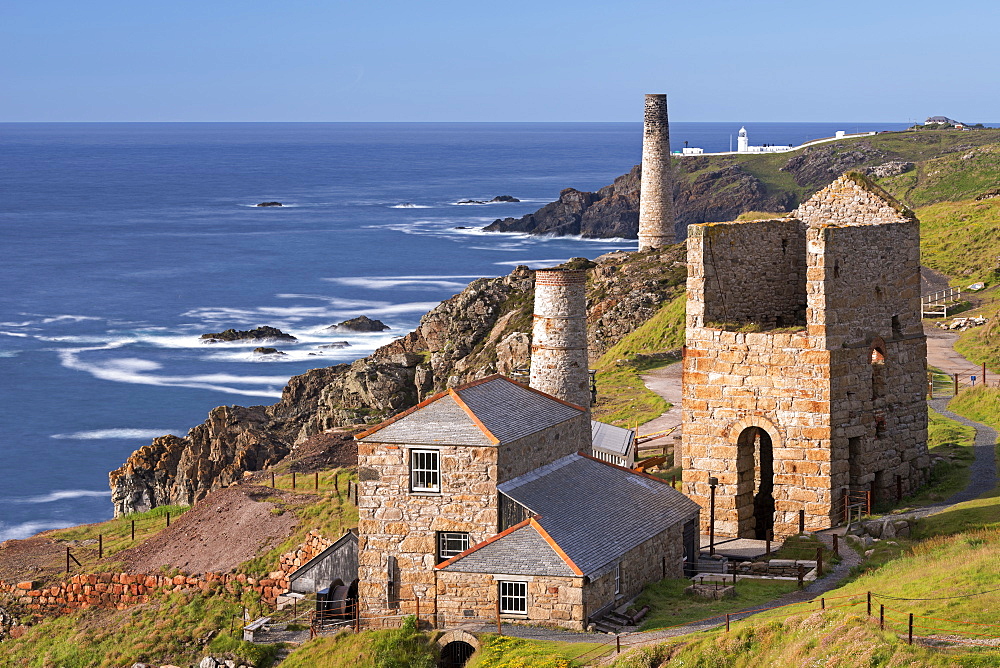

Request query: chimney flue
[
  {"left": 638, "top": 94, "right": 676, "bottom": 250},
  {"left": 529, "top": 269, "right": 591, "bottom": 413}
]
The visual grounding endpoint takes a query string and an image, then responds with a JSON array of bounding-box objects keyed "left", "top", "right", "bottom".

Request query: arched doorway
[
  {"left": 736, "top": 426, "right": 774, "bottom": 540},
  {"left": 439, "top": 641, "right": 476, "bottom": 668}
]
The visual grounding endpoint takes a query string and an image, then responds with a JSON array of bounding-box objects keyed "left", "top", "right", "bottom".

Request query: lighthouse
[{"left": 737, "top": 126, "right": 749, "bottom": 153}]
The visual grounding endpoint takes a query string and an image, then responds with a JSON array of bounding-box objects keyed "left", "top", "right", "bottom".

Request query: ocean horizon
[{"left": 0, "top": 121, "right": 913, "bottom": 541}]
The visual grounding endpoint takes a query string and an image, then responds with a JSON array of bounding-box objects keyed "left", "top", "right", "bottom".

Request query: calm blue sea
[{"left": 0, "top": 121, "right": 909, "bottom": 541}]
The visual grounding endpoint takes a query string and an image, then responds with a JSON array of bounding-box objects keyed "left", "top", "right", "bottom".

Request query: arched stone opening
[
  {"left": 736, "top": 426, "right": 775, "bottom": 540},
  {"left": 870, "top": 346, "right": 886, "bottom": 401},
  {"left": 437, "top": 630, "right": 480, "bottom": 668}
]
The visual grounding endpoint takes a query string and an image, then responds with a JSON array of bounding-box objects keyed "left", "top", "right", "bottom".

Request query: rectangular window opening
[
  {"left": 410, "top": 449, "right": 440, "bottom": 493},
  {"left": 614, "top": 563, "right": 621, "bottom": 595},
  {"left": 498, "top": 581, "right": 527, "bottom": 615},
  {"left": 437, "top": 531, "right": 470, "bottom": 563}
]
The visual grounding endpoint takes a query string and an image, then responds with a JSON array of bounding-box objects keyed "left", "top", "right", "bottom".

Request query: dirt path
[
  {"left": 926, "top": 326, "right": 984, "bottom": 380},
  {"left": 638, "top": 362, "right": 682, "bottom": 435}
]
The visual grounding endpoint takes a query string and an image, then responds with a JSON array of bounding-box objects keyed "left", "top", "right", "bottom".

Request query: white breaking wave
[
  {"left": 324, "top": 276, "right": 481, "bottom": 291},
  {"left": 0, "top": 521, "right": 75, "bottom": 542},
  {"left": 391, "top": 203, "right": 432, "bottom": 209},
  {"left": 57, "top": 344, "right": 287, "bottom": 398},
  {"left": 493, "top": 258, "right": 573, "bottom": 268},
  {"left": 9, "top": 489, "right": 111, "bottom": 504},
  {"left": 1, "top": 331, "right": 29, "bottom": 338},
  {"left": 51, "top": 428, "right": 181, "bottom": 440}
]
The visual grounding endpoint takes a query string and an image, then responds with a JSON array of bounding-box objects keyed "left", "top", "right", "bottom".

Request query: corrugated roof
[
  {"left": 497, "top": 454, "right": 701, "bottom": 577},
  {"left": 357, "top": 375, "right": 583, "bottom": 446},
  {"left": 591, "top": 421, "right": 634, "bottom": 457},
  {"left": 438, "top": 522, "right": 577, "bottom": 577}
]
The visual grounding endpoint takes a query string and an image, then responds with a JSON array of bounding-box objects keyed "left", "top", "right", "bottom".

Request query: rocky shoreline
[{"left": 109, "top": 248, "right": 687, "bottom": 516}]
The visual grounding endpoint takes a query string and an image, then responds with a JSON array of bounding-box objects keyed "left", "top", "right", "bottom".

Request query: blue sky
[{"left": 2, "top": 0, "right": 995, "bottom": 122}]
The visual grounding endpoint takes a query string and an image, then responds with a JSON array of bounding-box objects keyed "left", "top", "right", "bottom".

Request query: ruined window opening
[
  {"left": 410, "top": 449, "right": 440, "bottom": 493},
  {"left": 437, "top": 531, "right": 470, "bottom": 563},
  {"left": 871, "top": 348, "right": 886, "bottom": 401},
  {"left": 782, "top": 238, "right": 789, "bottom": 253},
  {"left": 498, "top": 581, "right": 527, "bottom": 614},
  {"left": 875, "top": 286, "right": 883, "bottom": 300},
  {"left": 874, "top": 411, "right": 887, "bottom": 438},
  {"left": 848, "top": 436, "right": 863, "bottom": 486},
  {"left": 736, "top": 427, "right": 774, "bottom": 540},
  {"left": 834, "top": 260, "right": 841, "bottom": 278},
  {"left": 892, "top": 315, "right": 902, "bottom": 338}
]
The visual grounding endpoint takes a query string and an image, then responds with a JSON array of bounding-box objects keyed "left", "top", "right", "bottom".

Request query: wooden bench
[{"left": 243, "top": 616, "right": 271, "bottom": 642}]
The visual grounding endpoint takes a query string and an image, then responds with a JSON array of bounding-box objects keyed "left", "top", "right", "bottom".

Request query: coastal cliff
[
  {"left": 109, "top": 248, "right": 686, "bottom": 516},
  {"left": 483, "top": 131, "right": 1000, "bottom": 239}
]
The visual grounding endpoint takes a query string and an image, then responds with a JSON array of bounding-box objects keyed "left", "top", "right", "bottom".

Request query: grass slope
[
  {"left": 591, "top": 294, "right": 685, "bottom": 427},
  {"left": 916, "top": 199, "right": 1000, "bottom": 284}
]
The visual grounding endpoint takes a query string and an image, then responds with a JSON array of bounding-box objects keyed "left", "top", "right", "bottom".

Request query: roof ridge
[
  {"left": 575, "top": 450, "right": 676, "bottom": 486},
  {"left": 529, "top": 517, "right": 584, "bottom": 576},
  {"left": 434, "top": 517, "right": 535, "bottom": 571},
  {"left": 453, "top": 373, "right": 586, "bottom": 412},
  {"left": 354, "top": 388, "right": 453, "bottom": 440},
  {"left": 448, "top": 388, "right": 501, "bottom": 445}
]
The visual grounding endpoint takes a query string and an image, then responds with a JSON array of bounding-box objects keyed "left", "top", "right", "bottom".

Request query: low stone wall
[{"left": 0, "top": 530, "right": 335, "bottom": 618}]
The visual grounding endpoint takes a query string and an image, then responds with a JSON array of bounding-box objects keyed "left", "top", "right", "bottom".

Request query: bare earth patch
[{"left": 113, "top": 485, "right": 307, "bottom": 575}]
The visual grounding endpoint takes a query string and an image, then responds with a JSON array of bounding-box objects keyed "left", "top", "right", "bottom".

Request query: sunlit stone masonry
[
  {"left": 638, "top": 93, "right": 676, "bottom": 249},
  {"left": 681, "top": 173, "right": 929, "bottom": 538}
]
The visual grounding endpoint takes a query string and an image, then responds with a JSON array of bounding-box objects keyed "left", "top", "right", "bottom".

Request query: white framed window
[
  {"left": 437, "top": 531, "right": 470, "bottom": 563},
  {"left": 498, "top": 581, "right": 527, "bottom": 615},
  {"left": 410, "top": 449, "right": 440, "bottom": 492}
]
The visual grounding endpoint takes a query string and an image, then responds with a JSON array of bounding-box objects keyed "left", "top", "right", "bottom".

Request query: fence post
[
  {"left": 954, "top": 373, "right": 959, "bottom": 396},
  {"left": 661, "top": 555, "right": 666, "bottom": 579},
  {"left": 495, "top": 600, "right": 502, "bottom": 635},
  {"left": 166, "top": 511, "right": 170, "bottom": 527},
  {"left": 867, "top": 591, "right": 871, "bottom": 616},
  {"left": 131, "top": 519, "right": 135, "bottom": 541},
  {"left": 765, "top": 531, "right": 771, "bottom": 555},
  {"left": 315, "top": 471, "right": 319, "bottom": 491},
  {"left": 820, "top": 597, "right": 825, "bottom": 610},
  {"left": 292, "top": 472, "right": 296, "bottom": 490},
  {"left": 798, "top": 509, "right": 805, "bottom": 534},
  {"left": 797, "top": 564, "right": 804, "bottom": 588},
  {"left": 832, "top": 533, "right": 839, "bottom": 556},
  {"left": 726, "top": 613, "right": 731, "bottom": 632},
  {"left": 843, "top": 490, "right": 849, "bottom": 525},
  {"left": 66, "top": 546, "right": 71, "bottom": 573},
  {"left": 880, "top": 604, "right": 884, "bottom": 630},
  {"left": 616, "top": 635, "right": 621, "bottom": 653},
  {"left": 908, "top": 613, "right": 913, "bottom": 645},
  {"left": 866, "top": 491, "right": 871, "bottom": 516},
  {"left": 99, "top": 534, "right": 103, "bottom": 559},
  {"left": 816, "top": 547, "right": 823, "bottom": 576},
  {"left": 415, "top": 596, "right": 420, "bottom": 625},
  {"left": 271, "top": 471, "right": 275, "bottom": 488}
]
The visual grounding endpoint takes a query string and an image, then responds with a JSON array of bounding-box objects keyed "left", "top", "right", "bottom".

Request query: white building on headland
[{"left": 676, "top": 127, "right": 877, "bottom": 157}]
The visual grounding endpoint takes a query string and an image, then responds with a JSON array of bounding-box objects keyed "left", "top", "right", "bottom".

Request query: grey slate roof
[
  {"left": 358, "top": 394, "right": 494, "bottom": 446},
  {"left": 358, "top": 375, "right": 582, "bottom": 446},
  {"left": 453, "top": 378, "right": 582, "bottom": 444},
  {"left": 497, "top": 454, "right": 700, "bottom": 577},
  {"left": 439, "top": 523, "right": 577, "bottom": 577},
  {"left": 591, "top": 421, "right": 634, "bottom": 457}
]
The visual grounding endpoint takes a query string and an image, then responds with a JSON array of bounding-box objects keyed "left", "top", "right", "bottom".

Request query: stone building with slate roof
[{"left": 355, "top": 374, "right": 700, "bottom": 630}]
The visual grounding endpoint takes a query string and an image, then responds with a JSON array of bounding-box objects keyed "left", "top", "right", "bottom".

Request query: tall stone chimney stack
[
  {"left": 638, "top": 94, "right": 676, "bottom": 250},
  {"left": 529, "top": 269, "right": 591, "bottom": 414}
]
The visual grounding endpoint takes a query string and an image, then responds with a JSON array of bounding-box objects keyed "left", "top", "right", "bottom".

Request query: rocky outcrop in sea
[
  {"left": 200, "top": 326, "right": 296, "bottom": 343},
  {"left": 109, "top": 248, "right": 687, "bottom": 516}
]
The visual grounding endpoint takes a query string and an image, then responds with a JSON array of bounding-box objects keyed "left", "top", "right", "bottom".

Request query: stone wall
[
  {"left": 682, "top": 175, "right": 928, "bottom": 538},
  {"left": 583, "top": 519, "right": 689, "bottom": 620},
  {"left": 689, "top": 219, "right": 806, "bottom": 328},
  {"left": 0, "top": 531, "right": 336, "bottom": 618},
  {"left": 529, "top": 269, "right": 591, "bottom": 413},
  {"left": 434, "top": 572, "right": 584, "bottom": 630},
  {"left": 356, "top": 442, "right": 499, "bottom": 618},
  {"left": 638, "top": 94, "right": 676, "bottom": 249}
]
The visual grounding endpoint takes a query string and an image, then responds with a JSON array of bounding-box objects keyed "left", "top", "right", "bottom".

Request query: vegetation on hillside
[
  {"left": 0, "top": 588, "right": 280, "bottom": 668},
  {"left": 915, "top": 199, "right": 1000, "bottom": 284}
]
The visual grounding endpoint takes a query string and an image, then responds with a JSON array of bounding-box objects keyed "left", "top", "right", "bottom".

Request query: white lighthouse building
[{"left": 737, "top": 126, "right": 749, "bottom": 153}]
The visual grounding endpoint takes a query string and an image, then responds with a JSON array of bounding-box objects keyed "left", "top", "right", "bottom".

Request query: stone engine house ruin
[{"left": 681, "top": 173, "right": 929, "bottom": 538}]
